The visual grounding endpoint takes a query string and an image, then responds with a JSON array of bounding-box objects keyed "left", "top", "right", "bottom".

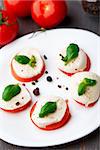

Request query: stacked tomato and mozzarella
[
  {"left": 58, "top": 43, "right": 90, "bottom": 76},
  {"left": 0, "top": 84, "right": 31, "bottom": 112},
  {"left": 30, "top": 96, "right": 71, "bottom": 130},
  {"left": 70, "top": 72, "right": 100, "bottom": 107},
  {"left": 11, "top": 48, "right": 45, "bottom": 82}
]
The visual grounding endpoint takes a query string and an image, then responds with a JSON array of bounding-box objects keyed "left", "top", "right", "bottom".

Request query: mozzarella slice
[
  {"left": 12, "top": 49, "right": 44, "bottom": 78},
  {"left": 58, "top": 48, "right": 87, "bottom": 73},
  {"left": 31, "top": 96, "right": 67, "bottom": 128},
  {"left": 0, "top": 84, "right": 31, "bottom": 110},
  {"left": 70, "top": 72, "right": 100, "bottom": 107}
]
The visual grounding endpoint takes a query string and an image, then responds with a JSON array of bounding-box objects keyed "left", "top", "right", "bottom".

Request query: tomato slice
[
  {"left": 59, "top": 53, "right": 91, "bottom": 77},
  {"left": 30, "top": 101, "right": 71, "bottom": 130},
  {"left": 0, "top": 100, "right": 32, "bottom": 113},
  {"left": 11, "top": 60, "right": 45, "bottom": 82},
  {"left": 75, "top": 100, "right": 98, "bottom": 107}
]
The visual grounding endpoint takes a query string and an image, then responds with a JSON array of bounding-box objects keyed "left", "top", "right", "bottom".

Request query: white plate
[{"left": 0, "top": 29, "right": 100, "bottom": 147}]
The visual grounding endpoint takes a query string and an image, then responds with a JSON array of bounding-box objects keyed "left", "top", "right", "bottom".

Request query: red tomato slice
[
  {"left": 0, "top": 100, "right": 32, "bottom": 113},
  {"left": 30, "top": 101, "right": 71, "bottom": 130},
  {"left": 11, "top": 60, "right": 45, "bottom": 82},
  {"left": 59, "top": 53, "right": 91, "bottom": 77},
  {"left": 75, "top": 100, "right": 98, "bottom": 107}
]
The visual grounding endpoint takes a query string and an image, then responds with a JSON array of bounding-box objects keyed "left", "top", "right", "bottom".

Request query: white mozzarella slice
[
  {"left": 70, "top": 72, "right": 100, "bottom": 106},
  {"left": 31, "top": 96, "right": 67, "bottom": 128},
  {"left": 12, "top": 49, "right": 44, "bottom": 78},
  {"left": 58, "top": 49, "right": 87, "bottom": 73},
  {"left": 0, "top": 84, "right": 31, "bottom": 110}
]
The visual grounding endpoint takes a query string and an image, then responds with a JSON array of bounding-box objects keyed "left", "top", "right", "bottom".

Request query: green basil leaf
[
  {"left": 39, "top": 102, "right": 57, "bottom": 118},
  {"left": 28, "top": 55, "right": 36, "bottom": 68},
  {"left": 78, "top": 82, "right": 87, "bottom": 96},
  {"left": 15, "top": 55, "right": 30, "bottom": 64},
  {"left": 78, "top": 78, "right": 97, "bottom": 96},
  {"left": 67, "top": 43, "right": 79, "bottom": 62},
  {"left": 0, "top": 12, "right": 3, "bottom": 25},
  {"left": 0, "top": 12, "right": 2, "bottom": 20},
  {"left": 2, "top": 84, "right": 21, "bottom": 101},
  {"left": 61, "top": 43, "right": 79, "bottom": 65},
  {"left": 62, "top": 55, "right": 68, "bottom": 62},
  {"left": 84, "top": 78, "right": 96, "bottom": 86}
]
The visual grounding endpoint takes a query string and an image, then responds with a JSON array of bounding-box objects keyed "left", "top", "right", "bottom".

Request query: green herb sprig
[
  {"left": 78, "top": 78, "right": 97, "bottom": 96},
  {"left": 39, "top": 102, "right": 57, "bottom": 118},
  {"left": 60, "top": 43, "right": 79, "bottom": 65},
  {"left": 2, "top": 84, "right": 21, "bottom": 101},
  {"left": 15, "top": 55, "right": 36, "bottom": 68}
]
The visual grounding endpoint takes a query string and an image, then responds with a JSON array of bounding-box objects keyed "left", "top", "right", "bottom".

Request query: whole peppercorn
[{"left": 46, "top": 76, "right": 53, "bottom": 82}]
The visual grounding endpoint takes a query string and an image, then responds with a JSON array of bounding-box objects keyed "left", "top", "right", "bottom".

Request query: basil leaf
[
  {"left": 61, "top": 43, "right": 79, "bottom": 65},
  {"left": 15, "top": 55, "right": 30, "bottom": 64},
  {"left": 84, "top": 78, "right": 96, "bottom": 86},
  {"left": 2, "top": 84, "right": 21, "bottom": 101},
  {"left": 39, "top": 102, "right": 57, "bottom": 118},
  {"left": 78, "top": 78, "right": 97, "bottom": 96},
  {"left": 78, "top": 82, "right": 87, "bottom": 96},
  {"left": 28, "top": 55, "right": 36, "bottom": 68},
  {"left": 62, "top": 55, "right": 68, "bottom": 62},
  {"left": 0, "top": 12, "right": 2, "bottom": 20},
  {"left": 0, "top": 12, "right": 3, "bottom": 25}
]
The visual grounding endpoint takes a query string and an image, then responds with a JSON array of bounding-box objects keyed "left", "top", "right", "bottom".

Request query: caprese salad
[
  {"left": 0, "top": 84, "right": 32, "bottom": 112},
  {"left": 70, "top": 72, "right": 100, "bottom": 107},
  {"left": 58, "top": 43, "right": 91, "bottom": 76},
  {"left": 30, "top": 96, "right": 71, "bottom": 130},
  {"left": 11, "top": 49, "right": 45, "bottom": 82}
]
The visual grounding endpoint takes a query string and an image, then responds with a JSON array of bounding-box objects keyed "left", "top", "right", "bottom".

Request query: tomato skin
[
  {"left": 0, "top": 100, "right": 32, "bottom": 113},
  {"left": 30, "top": 101, "right": 71, "bottom": 130},
  {"left": 0, "top": 10, "right": 19, "bottom": 46},
  {"left": 11, "top": 59, "right": 45, "bottom": 82},
  {"left": 4, "top": 0, "right": 33, "bottom": 17},
  {"left": 31, "top": 0, "right": 68, "bottom": 28},
  {"left": 59, "top": 52, "right": 91, "bottom": 77},
  {"left": 75, "top": 100, "right": 98, "bottom": 107}
]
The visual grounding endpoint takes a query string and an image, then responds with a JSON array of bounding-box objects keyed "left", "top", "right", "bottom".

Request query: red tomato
[
  {"left": 11, "top": 60, "right": 45, "bottom": 82},
  {"left": 4, "top": 0, "right": 33, "bottom": 17},
  {"left": 59, "top": 52, "right": 91, "bottom": 76},
  {"left": 31, "top": 0, "right": 68, "bottom": 28},
  {"left": 0, "top": 100, "right": 32, "bottom": 113},
  {"left": 75, "top": 100, "right": 98, "bottom": 107},
  {"left": 30, "top": 101, "right": 71, "bottom": 130},
  {"left": 0, "top": 10, "right": 19, "bottom": 46}
]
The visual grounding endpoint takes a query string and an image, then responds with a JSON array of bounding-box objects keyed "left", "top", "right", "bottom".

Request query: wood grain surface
[{"left": 0, "top": 0, "right": 100, "bottom": 150}]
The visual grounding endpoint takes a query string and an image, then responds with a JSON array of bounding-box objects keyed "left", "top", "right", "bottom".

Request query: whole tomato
[
  {"left": 0, "top": 10, "right": 19, "bottom": 46},
  {"left": 31, "top": 0, "right": 68, "bottom": 29},
  {"left": 4, "top": 0, "right": 33, "bottom": 17}
]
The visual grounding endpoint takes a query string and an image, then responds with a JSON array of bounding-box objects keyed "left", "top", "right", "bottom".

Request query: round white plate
[{"left": 0, "top": 29, "right": 100, "bottom": 147}]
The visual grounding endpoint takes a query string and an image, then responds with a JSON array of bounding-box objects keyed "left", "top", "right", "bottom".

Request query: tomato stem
[
  {"left": 0, "top": 12, "right": 16, "bottom": 26},
  {"left": 0, "top": 12, "right": 3, "bottom": 25},
  {"left": 29, "top": 28, "right": 46, "bottom": 39}
]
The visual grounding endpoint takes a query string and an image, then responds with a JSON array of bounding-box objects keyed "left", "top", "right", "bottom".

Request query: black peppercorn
[
  {"left": 43, "top": 55, "right": 47, "bottom": 60},
  {"left": 46, "top": 76, "right": 53, "bottom": 82},
  {"left": 58, "top": 85, "right": 62, "bottom": 88},
  {"left": 66, "top": 87, "right": 68, "bottom": 90},
  {"left": 45, "top": 71, "right": 48, "bottom": 74},
  {"left": 16, "top": 102, "right": 20, "bottom": 106},
  {"left": 32, "top": 82, "right": 35, "bottom": 85}
]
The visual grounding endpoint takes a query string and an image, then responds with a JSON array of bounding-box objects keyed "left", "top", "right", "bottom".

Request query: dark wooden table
[{"left": 0, "top": 1, "right": 100, "bottom": 150}]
